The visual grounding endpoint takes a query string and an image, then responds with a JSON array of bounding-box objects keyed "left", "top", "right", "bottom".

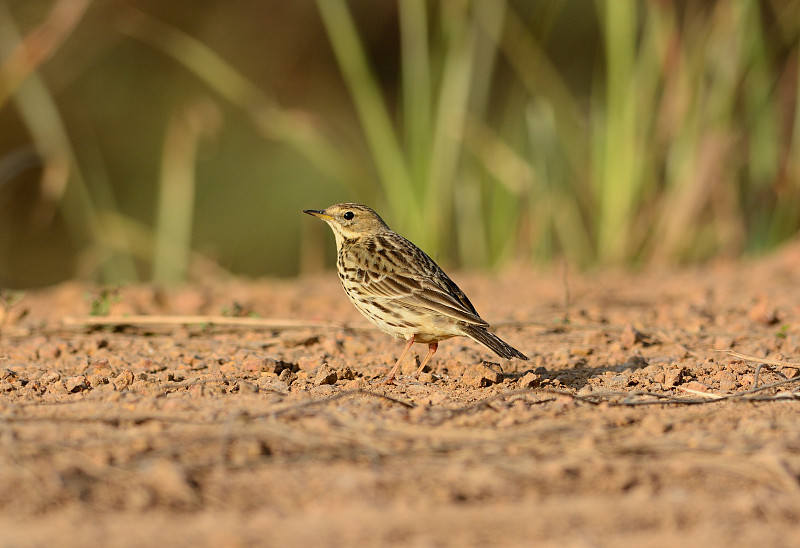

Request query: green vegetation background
[{"left": 1, "top": 0, "right": 798, "bottom": 287}]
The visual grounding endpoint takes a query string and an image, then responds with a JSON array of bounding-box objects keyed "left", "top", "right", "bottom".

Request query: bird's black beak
[{"left": 303, "top": 209, "right": 332, "bottom": 220}]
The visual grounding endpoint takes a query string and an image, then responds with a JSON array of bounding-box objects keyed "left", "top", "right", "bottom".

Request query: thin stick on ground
[
  {"left": 62, "top": 315, "right": 373, "bottom": 331},
  {"left": 716, "top": 349, "right": 800, "bottom": 389},
  {"left": 717, "top": 349, "right": 800, "bottom": 369},
  {"left": 677, "top": 385, "right": 725, "bottom": 400}
]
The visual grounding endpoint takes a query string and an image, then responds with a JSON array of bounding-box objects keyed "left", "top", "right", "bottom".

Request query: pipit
[{"left": 304, "top": 203, "right": 528, "bottom": 382}]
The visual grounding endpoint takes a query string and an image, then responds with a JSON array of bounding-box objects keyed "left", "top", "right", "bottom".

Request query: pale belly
[{"left": 343, "top": 287, "right": 461, "bottom": 343}]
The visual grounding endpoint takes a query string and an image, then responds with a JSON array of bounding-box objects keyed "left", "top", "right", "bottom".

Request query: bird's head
[{"left": 303, "top": 203, "right": 390, "bottom": 248}]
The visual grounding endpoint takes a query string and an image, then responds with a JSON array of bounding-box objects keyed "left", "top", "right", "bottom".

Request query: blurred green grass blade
[
  {"left": 454, "top": 172, "right": 488, "bottom": 268},
  {"left": 0, "top": 1, "right": 138, "bottom": 283},
  {"left": 464, "top": 116, "right": 530, "bottom": 197},
  {"left": 498, "top": 5, "right": 586, "bottom": 172},
  {"left": 595, "top": 0, "right": 639, "bottom": 263},
  {"left": 468, "top": 0, "right": 504, "bottom": 117},
  {"left": 424, "top": 0, "right": 477, "bottom": 248},
  {"left": 316, "top": 0, "right": 420, "bottom": 230},
  {"left": 119, "top": 6, "right": 356, "bottom": 194},
  {"left": 738, "top": 0, "right": 778, "bottom": 187},
  {"left": 154, "top": 100, "right": 220, "bottom": 284},
  {"left": 118, "top": 7, "right": 261, "bottom": 110},
  {"left": 525, "top": 102, "right": 594, "bottom": 266},
  {"left": 95, "top": 210, "right": 233, "bottom": 280},
  {"left": 465, "top": 0, "right": 506, "bottom": 265},
  {"left": 0, "top": 0, "right": 91, "bottom": 106},
  {"left": 399, "top": 0, "right": 432, "bottom": 191},
  {"left": 767, "top": 16, "right": 800, "bottom": 245},
  {"left": 646, "top": 0, "right": 779, "bottom": 262},
  {"left": 426, "top": 1, "right": 505, "bottom": 257}
]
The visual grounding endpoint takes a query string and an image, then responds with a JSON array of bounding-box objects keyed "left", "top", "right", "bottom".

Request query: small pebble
[
  {"left": 664, "top": 366, "right": 687, "bottom": 387},
  {"left": 260, "top": 357, "right": 298, "bottom": 374},
  {"left": 88, "top": 359, "right": 114, "bottom": 377},
  {"left": 462, "top": 363, "right": 503, "bottom": 388},
  {"left": 315, "top": 364, "right": 337, "bottom": 386},
  {"left": 238, "top": 381, "right": 259, "bottom": 393},
  {"left": 620, "top": 323, "right": 643, "bottom": 349},
  {"left": 114, "top": 369, "right": 135, "bottom": 390},
  {"left": 88, "top": 374, "right": 109, "bottom": 387},
  {"left": 417, "top": 372, "right": 436, "bottom": 384},
  {"left": 342, "top": 379, "right": 362, "bottom": 390},
  {"left": 40, "top": 370, "right": 61, "bottom": 384},
  {"left": 608, "top": 374, "right": 630, "bottom": 389},
  {"left": 278, "top": 368, "right": 297, "bottom": 385},
  {"left": 518, "top": 371, "right": 541, "bottom": 389},
  {"left": 64, "top": 375, "right": 88, "bottom": 393}
]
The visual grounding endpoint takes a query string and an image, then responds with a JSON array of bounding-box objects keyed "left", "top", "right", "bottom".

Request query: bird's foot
[{"left": 377, "top": 374, "right": 397, "bottom": 386}]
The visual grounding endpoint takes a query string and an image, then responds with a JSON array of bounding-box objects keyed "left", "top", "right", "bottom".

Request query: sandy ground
[{"left": 2, "top": 245, "right": 800, "bottom": 547}]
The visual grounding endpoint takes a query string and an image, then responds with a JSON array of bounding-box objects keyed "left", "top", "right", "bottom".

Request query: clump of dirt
[{"left": 2, "top": 245, "right": 800, "bottom": 546}]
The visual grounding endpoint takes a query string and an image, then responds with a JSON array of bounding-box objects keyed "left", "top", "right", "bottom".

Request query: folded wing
[{"left": 352, "top": 235, "right": 488, "bottom": 327}]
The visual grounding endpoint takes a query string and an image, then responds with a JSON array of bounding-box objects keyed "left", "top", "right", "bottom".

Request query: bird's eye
[{"left": 343, "top": 211, "right": 354, "bottom": 220}]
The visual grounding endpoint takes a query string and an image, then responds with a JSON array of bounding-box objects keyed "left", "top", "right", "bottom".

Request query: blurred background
[{"left": 1, "top": 0, "right": 799, "bottom": 288}]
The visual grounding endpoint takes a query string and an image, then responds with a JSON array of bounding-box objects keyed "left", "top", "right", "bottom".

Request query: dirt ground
[{"left": 2, "top": 245, "right": 800, "bottom": 547}]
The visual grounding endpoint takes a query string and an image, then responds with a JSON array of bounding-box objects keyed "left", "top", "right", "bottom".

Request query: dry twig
[
  {"left": 716, "top": 349, "right": 800, "bottom": 389},
  {"left": 62, "top": 314, "right": 373, "bottom": 331}
]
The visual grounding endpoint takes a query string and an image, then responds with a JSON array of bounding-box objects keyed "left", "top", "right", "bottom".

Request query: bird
[{"left": 303, "top": 202, "right": 528, "bottom": 382}]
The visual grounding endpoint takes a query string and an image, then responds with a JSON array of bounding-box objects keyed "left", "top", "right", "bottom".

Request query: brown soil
[{"left": 2, "top": 246, "right": 800, "bottom": 547}]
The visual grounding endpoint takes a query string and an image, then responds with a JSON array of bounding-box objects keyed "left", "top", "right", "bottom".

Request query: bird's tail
[{"left": 461, "top": 325, "right": 528, "bottom": 360}]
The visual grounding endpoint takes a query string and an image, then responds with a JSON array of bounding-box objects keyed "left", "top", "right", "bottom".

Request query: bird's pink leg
[
  {"left": 384, "top": 335, "right": 416, "bottom": 383},
  {"left": 413, "top": 342, "right": 438, "bottom": 378}
]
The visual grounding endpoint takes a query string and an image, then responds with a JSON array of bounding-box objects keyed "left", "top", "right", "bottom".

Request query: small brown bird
[{"left": 304, "top": 203, "right": 528, "bottom": 382}]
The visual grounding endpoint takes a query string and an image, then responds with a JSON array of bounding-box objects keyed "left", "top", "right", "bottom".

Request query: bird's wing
[{"left": 352, "top": 235, "right": 488, "bottom": 326}]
